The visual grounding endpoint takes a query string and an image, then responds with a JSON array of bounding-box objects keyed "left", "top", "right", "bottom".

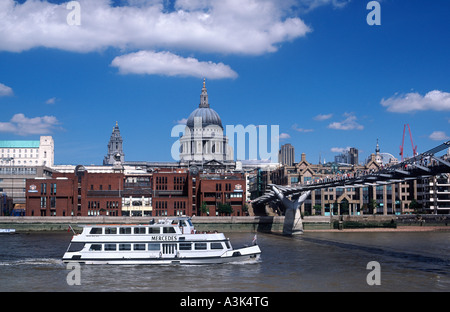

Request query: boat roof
[{"left": 80, "top": 217, "right": 192, "bottom": 227}]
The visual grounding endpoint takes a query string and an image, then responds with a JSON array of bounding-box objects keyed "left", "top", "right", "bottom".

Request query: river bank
[{"left": 306, "top": 226, "right": 450, "bottom": 232}]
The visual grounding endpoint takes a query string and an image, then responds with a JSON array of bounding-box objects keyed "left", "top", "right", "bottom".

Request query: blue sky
[{"left": 0, "top": 0, "right": 449, "bottom": 165}]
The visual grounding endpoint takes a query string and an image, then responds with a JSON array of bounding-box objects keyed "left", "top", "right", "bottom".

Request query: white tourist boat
[
  {"left": 0, "top": 228, "right": 16, "bottom": 234},
  {"left": 62, "top": 217, "right": 261, "bottom": 265}
]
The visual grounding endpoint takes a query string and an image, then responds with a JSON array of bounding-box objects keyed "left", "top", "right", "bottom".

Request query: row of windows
[
  {"left": 0, "top": 167, "right": 38, "bottom": 175},
  {"left": 87, "top": 241, "right": 227, "bottom": 252},
  {"left": 155, "top": 177, "right": 168, "bottom": 184},
  {"left": 87, "top": 209, "right": 119, "bottom": 216},
  {"left": 87, "top": 201, "right": 119, "bottom": 209},
  {"left": 40, "top": 183, "right": 56, "bottom": 195},
  {"left": 89, "top": 226, "right": 176, "bottom": 235},
  {"left": 216, "top": 184, "right": 234, "bottom": 191},
  {"left": 1, "top": 148, "right": 39, "bottom": 153}
]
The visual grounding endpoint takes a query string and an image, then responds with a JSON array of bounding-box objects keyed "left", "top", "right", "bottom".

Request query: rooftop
[{"left": 0, "top": 141, "right": 40, "bottom": 148}]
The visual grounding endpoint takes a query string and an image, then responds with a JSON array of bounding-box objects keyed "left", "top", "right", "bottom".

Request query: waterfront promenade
[{"left": 0, "top": 215, "right": 448, "bottom": 233}]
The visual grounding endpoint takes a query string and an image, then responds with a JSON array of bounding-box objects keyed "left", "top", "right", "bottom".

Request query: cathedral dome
[
  {"left": 186, "top": 79, "right": 223, "bottom": 129},
  {"left": 186, "top": 107, "right": 223, "bottom": 128}
]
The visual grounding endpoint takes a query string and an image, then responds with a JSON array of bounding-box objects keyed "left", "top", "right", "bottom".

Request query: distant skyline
[{"left": 0, "top": 0, "right": 449, "bottom": 165}]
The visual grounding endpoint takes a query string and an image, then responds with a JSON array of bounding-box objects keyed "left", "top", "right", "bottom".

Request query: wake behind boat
[{"left": 62, "top": 217, "right": 261, "bottom": 265}]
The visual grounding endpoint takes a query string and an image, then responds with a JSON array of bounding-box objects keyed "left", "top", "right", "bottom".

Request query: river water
[{"left": 0, "top": 231, "right": 448, "bottom": 292}]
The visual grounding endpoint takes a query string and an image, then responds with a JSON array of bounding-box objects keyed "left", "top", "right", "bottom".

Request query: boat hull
[{"left": 62, "top": 245, "right": 261, "bottom": 265}]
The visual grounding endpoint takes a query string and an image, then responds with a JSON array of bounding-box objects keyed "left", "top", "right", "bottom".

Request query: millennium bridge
[{"left": 251, "top": 141, "right": 450, "bottom": 235}]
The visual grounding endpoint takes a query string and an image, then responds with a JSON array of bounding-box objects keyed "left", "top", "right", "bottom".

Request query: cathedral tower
[{"left": 103, "top": 121, "right": 125, "bottom": 165}]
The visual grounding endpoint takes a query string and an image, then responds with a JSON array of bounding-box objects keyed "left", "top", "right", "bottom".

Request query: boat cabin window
[
  {"left": 179, "top": 243, "right": 192, "bottom": 250},
  {"left": 148, "top": 243, "right": 160, "bottom": 251},
  {"left": 134, "top": 244, "right": 146, "bottom": 251},
  {"left": 89, "top": 244, "right": 102, "bottom": 251},
  {"left": 134, "top": 227, "right": 146, "bottom": 234},
  {"left": 89, "top": 227, "right": 103, "bottom": 235},
  {"left": 225, "top": 241, "right": 231, "bottom": 249},
  {"left": 119, "top": 227, "right": 132, "bottom": 234},
  {"left": 195, "top": 243, "right": 207, "bottom": 250},
  {"left": 119, "top": 244, "right": 131, "bottom": 251},
  {"left": 105, "top": 227, "right": 117, "bottom": 234},
  {"left": 163, "top": 227, "right": 176, "bottom": 234},
  {"left": 211, "top": 243, "right": 223, "bottom": 250},
  {"left": 148, "top": 227, "right": 160, "bottom": 234},
  {"left": 68, "top": 242, "right": 85, "bottom": 252},
  {"left": 105, "top": 244, "right": 116, "bottom": 251}
]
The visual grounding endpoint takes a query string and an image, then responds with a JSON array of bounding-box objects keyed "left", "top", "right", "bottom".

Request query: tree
[
  {"left": 313, "top": 205, "right": 322, "bottom": 215},
  {"left": 218, "top": 203, "right": 233, "bottom": 216},
  {"left": 368, "top": 199, "right": 377, "bottom": 214},
  {"left": 200, "top": 202, "right": 209, "bottom": 216},
  {"left": 410, "top": 199, "right": 423, "bottom": 214}
]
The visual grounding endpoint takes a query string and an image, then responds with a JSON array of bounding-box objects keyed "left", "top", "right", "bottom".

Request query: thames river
[{"left": 0, "top": 231, "right": 448, "bottom": 292}]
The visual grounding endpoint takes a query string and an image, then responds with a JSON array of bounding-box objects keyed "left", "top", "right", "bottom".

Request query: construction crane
[{"left": 399, "top": 124, "right": 417, "bottom": 161}]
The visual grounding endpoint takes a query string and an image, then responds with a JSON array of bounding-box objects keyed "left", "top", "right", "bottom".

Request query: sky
[{"left": 0, "top": 0, "right": 449, "bottom": 166}]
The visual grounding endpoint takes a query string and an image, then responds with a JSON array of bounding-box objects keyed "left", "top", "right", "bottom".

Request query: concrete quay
[
  {"left": 0, "top": 216, "right": 317, "bottom": 233},
  {"left": 0, "top": 215, "right": 448, "bottom": 233}
]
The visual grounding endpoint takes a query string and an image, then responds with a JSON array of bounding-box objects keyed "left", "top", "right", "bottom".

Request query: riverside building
[
  {"left": 0, "top": 136, "right": 55, "bottom": 215},
  {"left": 251, "top": 144, "right": 450, "bottom": 215}
]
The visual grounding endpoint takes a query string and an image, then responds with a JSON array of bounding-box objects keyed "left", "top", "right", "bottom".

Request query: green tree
[
  {"left": 410, "top": 199, "right": 423, "bottom": 214},
  {"left": 200, "top": 202, "right": 209, "bottom": 216},
  {"left": 368, "top": 199, "right": 377, "bottom": 214},
  {"left": 218, "top": 203, "right": 233, "bottom": 216}
]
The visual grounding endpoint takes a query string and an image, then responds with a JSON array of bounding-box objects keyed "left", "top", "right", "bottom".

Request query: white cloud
[
  {"left": 331, "top": 146, "right": 350, "bottom": 153},
  {"left": 0, "top": 0, "right": 310, "bottom": 55},
  {"left": 328, "top": 113, "right": 364, "bottom": 130},
  {"left": 381, "top": 90, "right": 450, "bottom": 113},
  {"left": 291, "top": 123, "right": 313, "bottom": 133},
  {"left": 0, "top": 83, "right": 13, "bottom": 96},
  {"left": 279, "top": 133, "right": 291, "bottom": 139},
  {"left": 429, "top": 131, "right": 450, "bottom": 141},
  {"left": 0, "top": 113, "right": 60, "bottom": 136},
  {"left": 300, "top": 0, "right": 351, "bottom": 12},
  {"left": 176, "top": 118, "right": 188, "bottom": 125},
  {"left": 111, "top": 50, "right": 238, "bottom": 79},
  {"left": 45, "top": 97, "right": 58, "bottom": 104},
  {"left": 313, "top": 113, "right": 333, "bottom": 121}
]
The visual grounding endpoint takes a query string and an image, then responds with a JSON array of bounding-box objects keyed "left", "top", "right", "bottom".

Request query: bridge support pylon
[{"left": 271, "top": 185, "right": 311, "bottom": 235}]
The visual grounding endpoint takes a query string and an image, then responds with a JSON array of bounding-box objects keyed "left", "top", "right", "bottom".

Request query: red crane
[{"left": 399, "top": 124, "right": 417, "bottom": 161}]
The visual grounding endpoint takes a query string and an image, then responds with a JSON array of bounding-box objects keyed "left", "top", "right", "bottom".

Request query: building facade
[
  {"left": 279, "top": 143, "right": 295, "bottom": 166},
  {"left": 0, "top": 136, "right": 54, "bottom": 167},
  {"left": 252, "top": 149, "right": 450, "bottom": 216},
  {"left": 26, "top": 166, "right": 123, "bottom": 217},
  {"left": 25, "top": 166, "right": 247, "bottom": 217}
]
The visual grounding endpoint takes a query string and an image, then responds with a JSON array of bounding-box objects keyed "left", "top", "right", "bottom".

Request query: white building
[{"left": 0, "top": 136, "right": 54, "bottom": 167}]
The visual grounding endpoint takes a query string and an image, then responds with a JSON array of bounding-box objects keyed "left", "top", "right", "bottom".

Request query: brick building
[
  {"left": 25, "top": 166, "right": 247, "bottom": 217},
  {"left": 26, "top": 166, "right": 123, "bottom": 217}
]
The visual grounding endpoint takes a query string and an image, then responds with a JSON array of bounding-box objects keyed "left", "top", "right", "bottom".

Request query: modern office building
[
  {"left": 334, "top": 147, "right": 358, "bottom": 165},
  {"left": 279, "top": 143, "right": 295, "bottom": 166}
]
